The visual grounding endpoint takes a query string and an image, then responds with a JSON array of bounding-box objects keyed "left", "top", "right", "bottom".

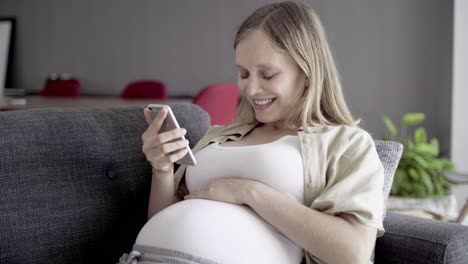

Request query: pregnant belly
[{"left": 136, "top": 199, "right": 303, "bottom": 264}]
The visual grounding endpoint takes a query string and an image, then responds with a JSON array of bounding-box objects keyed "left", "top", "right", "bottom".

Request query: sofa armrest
[{"left": 375, "top": 212, "right": 468, "bottom": 264}]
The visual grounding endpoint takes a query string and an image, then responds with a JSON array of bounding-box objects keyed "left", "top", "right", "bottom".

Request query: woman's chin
[
  {"left": 254, "top": 114, "right": 275, "bottom": 124},
  {"left": 251, "top": 105, "right": 279, "bottom": 124}
]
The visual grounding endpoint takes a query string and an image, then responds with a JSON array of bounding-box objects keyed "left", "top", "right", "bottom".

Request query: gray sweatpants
[{"left": 118, "top": 244, "right": 222, "bottom": 264}]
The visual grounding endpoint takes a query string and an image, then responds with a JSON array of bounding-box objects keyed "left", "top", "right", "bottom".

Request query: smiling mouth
[
  {"left": 252, "top": 98, "right": 276, "bottom": 110},
  {"left": 253, "top": 98, "right": 276, "bottom": 105}
]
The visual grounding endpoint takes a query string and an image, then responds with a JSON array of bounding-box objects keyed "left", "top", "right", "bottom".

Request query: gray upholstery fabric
[
  {"left": 0, "top": 104, "right": 210, "bottom": 264},
  {"left": 374, "top": 140, "right": 403, "bottom": 201},
  {"left": 374, "top": 140, "right": 403, "bottom": 218},
  {"left": 1, "top": 105, "right": 467, "bottom": 264},
  {"left": 376, "top": 212, "right": 468, "bottom": 264}
]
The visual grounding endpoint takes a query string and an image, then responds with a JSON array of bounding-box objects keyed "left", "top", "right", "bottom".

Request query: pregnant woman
[{"left": 120, "top": 1, "right": 385, "bottom": 263}]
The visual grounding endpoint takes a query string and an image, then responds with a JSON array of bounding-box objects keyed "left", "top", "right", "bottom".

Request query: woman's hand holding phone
[{"left": 142, "top": 106, "right": 190, "bottom": 174}]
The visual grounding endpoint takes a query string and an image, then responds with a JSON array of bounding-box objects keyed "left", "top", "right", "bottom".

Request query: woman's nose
[{"left": 244, "top": 77, "right": 262, "bottom": 96}]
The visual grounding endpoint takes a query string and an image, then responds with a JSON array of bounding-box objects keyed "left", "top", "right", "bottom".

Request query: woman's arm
[
  {"left": 142, "top": 107, "right": 189, "bottom": 219},
  {"left": 148, "top": 169, "right": 191, "bottom": 219},
  {"left": 185, "top": 177, "right": 377, "bottom": 263},
  {"left": 244, "top": 182, "right": 377, "bottom": 264},
  {"left": 147, "top": 169, "right": 180, "bottom": 219}
]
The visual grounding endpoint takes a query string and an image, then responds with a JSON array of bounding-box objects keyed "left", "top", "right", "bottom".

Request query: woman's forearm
[
  {"left": 147, "top": 169, "right": 179, "bottom": 219},
  {"left": 244, "top": 182, "right": 376, "bottom": 264}
]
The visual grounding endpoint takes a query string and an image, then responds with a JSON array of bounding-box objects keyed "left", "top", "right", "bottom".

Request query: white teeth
[{"left": 254, "top": 98, "right": 275, "bottom": 105}]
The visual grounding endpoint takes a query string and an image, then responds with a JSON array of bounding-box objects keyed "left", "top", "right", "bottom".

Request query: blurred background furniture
[
  {"left": 0, "top": 95, "right": 191, "bottom": 111},
  {"left": 193, "top": 83, "right": 239, "bottom": 125},
  {"left": 121, "top": 80, "right": 168, "bottom": 100},
  {"left": 456, "top": 199, "right": 468, "bottom": 225},
  {"left": 39, "top": 79, "right": 81, "bottom": 97},
  {"left": 386, "top": 171, "right": 468, "bottom": 222}
]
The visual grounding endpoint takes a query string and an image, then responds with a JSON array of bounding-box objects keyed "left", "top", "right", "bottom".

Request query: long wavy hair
[{"left": 233, "top": 0, "right": 359, "bottom": 129}]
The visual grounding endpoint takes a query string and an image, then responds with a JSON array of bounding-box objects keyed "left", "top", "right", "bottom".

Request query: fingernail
[{"left": 182, "top": 129, "right": 187, "bottom": 134}]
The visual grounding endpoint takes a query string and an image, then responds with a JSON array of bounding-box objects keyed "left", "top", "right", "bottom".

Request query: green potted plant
[{"left": 381, "top": 113, "right": 456, "bottom": 198}]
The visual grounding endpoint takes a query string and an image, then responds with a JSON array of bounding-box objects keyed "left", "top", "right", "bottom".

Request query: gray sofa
[{"left": 1, "top": 104, "right": 467, "bottom": 263}]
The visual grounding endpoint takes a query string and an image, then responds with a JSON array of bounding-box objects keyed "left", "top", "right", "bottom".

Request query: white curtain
[{"left": 451, "top": 0, "right": 468, "bottom": 174}]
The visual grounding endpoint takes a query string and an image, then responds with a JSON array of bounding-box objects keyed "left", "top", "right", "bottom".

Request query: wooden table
[{"left": 0, "top": 95, "right": 192, "bottom": 111}]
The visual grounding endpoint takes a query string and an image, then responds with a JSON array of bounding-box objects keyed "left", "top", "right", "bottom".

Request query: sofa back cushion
[
  {"left": 0, "top": 104, "right": 210, "bottom": 263},
  {"left": 374, "top": 140, "right": 403, "bottom": 216},
  {"left": 0, "top": 104, "right": 401, "bottom": 263}
]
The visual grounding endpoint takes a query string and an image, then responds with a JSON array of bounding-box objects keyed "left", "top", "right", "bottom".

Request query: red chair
[
  {"left": 39, "top": 79, "right": 81, "bottom": 97},
  {"left": 193, "top": 83, "right": 240, "bottom": 125},
  {"left": 121, "top": 80, "right": 168, "bottom": 99}
]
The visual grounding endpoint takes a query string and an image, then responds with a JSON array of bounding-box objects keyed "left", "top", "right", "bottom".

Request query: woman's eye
[
  {"left": 263, "top": 73, "right": 276, "bottom": 80},
  {"left": 239, "top": 73, "right": 249, "bottom": 79}
]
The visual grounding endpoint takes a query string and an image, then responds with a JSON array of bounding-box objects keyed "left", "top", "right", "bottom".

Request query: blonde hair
[{"left": 233, "top": 0, "right": 359, "bottom": 129}]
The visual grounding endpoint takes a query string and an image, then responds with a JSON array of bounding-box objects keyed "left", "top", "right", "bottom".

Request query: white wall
[{"left": 451, "top": 0, "right": 468, "bottom": 173}]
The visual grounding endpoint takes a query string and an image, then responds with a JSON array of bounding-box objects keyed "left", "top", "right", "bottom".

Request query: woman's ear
[{"left": 305, "top": 77, "right": 309, "bottom": 88}]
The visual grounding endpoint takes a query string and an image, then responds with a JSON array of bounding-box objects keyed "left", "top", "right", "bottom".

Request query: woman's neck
[{"left": 257, "top": 122, "right": 297, "bottom": 135}]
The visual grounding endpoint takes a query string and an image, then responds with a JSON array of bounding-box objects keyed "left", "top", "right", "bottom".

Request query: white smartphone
[{"left": 147, "top": 104, "right": 197, "bottom": 166}]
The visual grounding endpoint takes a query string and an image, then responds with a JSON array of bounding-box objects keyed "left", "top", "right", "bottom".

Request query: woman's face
[{"left": 235, "top": 30, "right": 307, "bottom": 128}]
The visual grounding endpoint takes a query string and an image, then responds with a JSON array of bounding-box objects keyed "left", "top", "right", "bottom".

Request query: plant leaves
[
  {"left": 382, "top": 115, "right": 398, "bottom": 137},
  {"left": 412, "top": 155, "right": 429, "bottom": 167},
  {"left": 444, "top": 163, "right": 456, "bottom": 172},
  {"left": 391, "top": 169, "right": 407, "bottom": 196},
  {"left": 414, "top": 184, "right": 427, "bottom": 197},
  {"left": 408, "top": 168, "right": 420, "bottom": 181},
  {"left": 434, "top": 179, "right": 444, "bottom": 196},
  {"left": 402, "top": 113, "right": 425, "bottom": 126},
  {"left": 417, "top": 167, "right": 434, "bottom": 195},
  {"left": 428, "top": 159, "right": 444, "bottom": 170},
  {"left": 414, "top": 144, "right": 439, "bottom": 156},
  {"left": 439, "top": 158, "right": 455, "bottom": 171},
  {"left": 414, "top": 127, "right": 428, "bottom": 144},
  {"left": 382, "top": 111, "right": 458, "bottom": 198},
  {"left": 430, "top": 138, "right": 439, "bottom": 154}
]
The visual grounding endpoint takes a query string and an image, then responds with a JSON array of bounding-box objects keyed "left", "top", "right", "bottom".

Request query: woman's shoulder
[
  {"left": 204, "top": 122, "right": 257, "bottom": 137},
  {"left": 303, "top": 124, "right": 376, "bottom": 149},
  {"left": 301, "top": 125, "right": 379, "bottom": 168},
  {"left": 304, "top": 124, "right": 371, "bottom": 138}
]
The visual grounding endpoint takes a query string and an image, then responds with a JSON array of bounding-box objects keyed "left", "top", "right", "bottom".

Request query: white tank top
[
  {"left": 136, "top": 135, "right": 305, "bottom": 264},
  {"left": 186, "top": 135, "right": 304, "bottom": 202}
]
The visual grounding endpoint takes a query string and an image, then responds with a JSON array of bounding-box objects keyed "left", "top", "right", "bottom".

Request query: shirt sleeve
[{"left": 310, "top": 130, "right": 385, "bottom": 236}]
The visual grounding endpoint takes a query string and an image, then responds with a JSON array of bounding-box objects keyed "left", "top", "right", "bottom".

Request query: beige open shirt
[{"left": 173, "top": 122, "right": 385, "bottom": 264}]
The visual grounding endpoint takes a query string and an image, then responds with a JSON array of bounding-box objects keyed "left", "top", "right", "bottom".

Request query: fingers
[
  {"left": 184, "top": 191, "right": 204, "bottom": 200},
  {"left": 143, "top": 106, "right": 187, "bottom": 144},
  {"left": 142, "top": 134, "right": 187, "bottom": 158},
  {"left": 184, "top": 193, "right": 195, "bottom": 199},
  {"left": 143, "top": 108, "right": 153, "bottom": 125},
  {"left": 160, "top": 139, "right": 190, "bottom": 156},
  {"left": 149, "top": 146, "right": 189, "bottom": 170},
  {"left": 157, "top": 128, "right": 187, "bottom": 145},
  {"left": 143, "top": 136, "right": 190, "bottom": 171},
  {"left": 145, "top": 106, "right": 168, "bottom": 135},
  {"left": 142, "top": 106, "right": 192, "bottom": 172},
  {"left": 142, "top": 128, "right": 186, "bottom": 152},
  {"left": 184, "top": 182, "right": 218, "bottom": 200},
  {"left": 165, "top": 147, "right": 190, "bottom": 163}
]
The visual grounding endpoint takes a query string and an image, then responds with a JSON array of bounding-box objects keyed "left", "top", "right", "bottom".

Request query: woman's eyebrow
[
  {"left": 257, "top": 63, "right": 279, "bottom": 70},
  {"left": 236, "top": 63, "right": 279, "bottom": 70}
]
